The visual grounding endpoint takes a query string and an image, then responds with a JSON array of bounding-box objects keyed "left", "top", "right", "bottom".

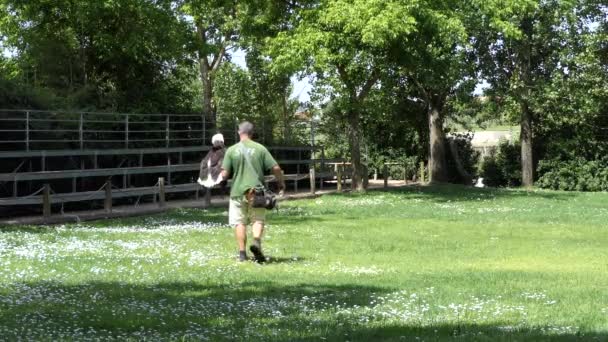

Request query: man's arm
[
  {"left": 272, "top": 165, "right": 286, "bottom": 195},
  {"left": 220, "top": 147, "right": 232, "bottom": 180}
]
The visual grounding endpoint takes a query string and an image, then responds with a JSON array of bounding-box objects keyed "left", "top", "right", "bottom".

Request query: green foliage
[
  {"left": 0, "top": 0, "right": 196, "bottom": 113},
  {"left": 366, "top": 147, "right": 418, "bottom": 180},
  {"left": 537, "top": 157, "right": 608, "bottom": 192},
  {"left": 0, "top": 77, "right": 58, "bottom": 109},
  {"left": 213, "top": 62, "right": 302, "bottom": 144},
  {"left": 479, "top": 140, "right": 521, "bottom": 187},
  {"left": 0, "top": 0, "right": 607, "bottom": 192}
]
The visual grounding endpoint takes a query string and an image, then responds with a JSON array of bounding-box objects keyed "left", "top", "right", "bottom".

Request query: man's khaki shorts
[{"left": 229, "top": 196, "right": 266, "bottom": 226}]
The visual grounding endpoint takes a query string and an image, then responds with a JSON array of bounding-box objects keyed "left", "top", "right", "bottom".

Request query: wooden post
[
  {"left": 337, "top": 165, "right": 342, "bottom": 192},
  {"left": 158, "top": 177, "right": 166, "bottom": 208},
  {"left": 383, "top": 164, "right": 388, "bottom": 189},
  {"left": 296, "top": 151, "right": 301, "bottom": 182},
  {"left": 342, "top": 161, "right": 347, "bottom": 190},
  {"left": 319, "top": 147, "right": 325, "bottom": 190},
  {"left": 310, "top": 167, "right": 316, "bottom": 194},
  {"left": 43, "top": 184, "right": 51, "bottom": 218},
  {"left": 166, "top": 154, "right": 171, "bottom": 185},
  {"left": 104, "top": 180, "right": 112, "bottom": 213}
]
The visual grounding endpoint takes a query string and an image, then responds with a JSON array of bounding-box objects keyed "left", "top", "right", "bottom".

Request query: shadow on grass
[
  {"left": 332, "top": 183, "right": 578, "bottom": 203},
  {"left": 0, "top": 280, "right": 603, "bottom": 341},
  {"left": 264, "top": 256, "right": 307, "bottom": 264}
]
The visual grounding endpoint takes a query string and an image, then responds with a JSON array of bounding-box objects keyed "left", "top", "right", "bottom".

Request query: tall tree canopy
[
  {"left": 0, "top": 0, "right": 196, "bottom": 112},
  {"left": 474, "top": 0, "right": 591, "bottom": 187},
  {"left": 1, "top": 0, "right": 607, "bottom": 190},
  {"left": 269, "top": 0, "right": 418, "bottom": 191}
]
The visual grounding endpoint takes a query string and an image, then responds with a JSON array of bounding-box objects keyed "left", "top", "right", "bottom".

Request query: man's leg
[
  {"left": 252, "top": 221, "right": 264, "bottom": 248},
  {"left": 249, "top": 208, "right": 267, "bottom": 262},
  {"left": 235, "top": 223, "right": 248, "bottom": 261},
  {"left": 229, "top": 197, "right": 248, "bottom": 261}
]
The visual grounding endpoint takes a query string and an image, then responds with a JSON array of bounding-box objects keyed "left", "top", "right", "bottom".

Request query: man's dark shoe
[
  {"left": 249, "top": 244, "right": 266, "bottom": 263},
  {"left": 238, "top": 250, "right": 248, "bottom": 262}
]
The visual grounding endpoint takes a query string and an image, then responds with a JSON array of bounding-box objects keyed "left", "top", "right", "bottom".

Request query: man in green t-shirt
[{"left": 221, "top": 121, "right": 285, "bottom": 262}]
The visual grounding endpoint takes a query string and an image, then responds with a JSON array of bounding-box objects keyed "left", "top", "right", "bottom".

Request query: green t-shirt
[{"left": 222, "top": 140, "right": 278, "bottom": 198}]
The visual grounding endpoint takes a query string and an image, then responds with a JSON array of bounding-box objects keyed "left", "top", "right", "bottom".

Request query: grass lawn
[{"left": 0, "top": 185, "right": 607, "bottom": 341}]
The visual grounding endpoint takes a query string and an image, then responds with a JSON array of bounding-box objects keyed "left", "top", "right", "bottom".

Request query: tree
[
  {"left": 269, "top": 0, "right": 417, "bottom": 191},
  {"left": 181, "top": 0, "right": 239, "bottom": 122},
  {"left": 474, "top": 0, "right": 584, "bottom": 187},
  {"left": 0, "top": 0, "right": 195, "bottom": 113},
  {"left": 392, "top": 0, "right": 477, "bottom": 183}
]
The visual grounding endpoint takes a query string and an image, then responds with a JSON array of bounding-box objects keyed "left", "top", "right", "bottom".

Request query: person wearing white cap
[{"left": 198, "top": 133, "right": 226, "bottom": 189}]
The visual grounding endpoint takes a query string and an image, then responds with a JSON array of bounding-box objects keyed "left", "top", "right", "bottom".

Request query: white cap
[{"left": 211, "top": 133, "right": 224, "bottom": 146}]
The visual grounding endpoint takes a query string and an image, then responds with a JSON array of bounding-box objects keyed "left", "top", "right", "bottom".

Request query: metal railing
[{"left": 0, "top": 109, "right": 317, "bottom": 151}]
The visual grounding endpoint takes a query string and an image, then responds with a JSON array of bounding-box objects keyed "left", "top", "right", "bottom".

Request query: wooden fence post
[
  {"left": 310, "top": 167, "right": 316, "bottom": 194},
  {"left": 104, "top": 180, "right": 112, "bottom": 213},
  {"left": 158, "top": 177, "right": 166, "bottom": 208},
  {"left": 43, "top": 184, "right": 51, "bottom": 218},
  {"left": 337, "top": 165, "right": 342, "bottom": 192},
  {"left": 383, "top": 164, "right": 388, "bottom": 189}
]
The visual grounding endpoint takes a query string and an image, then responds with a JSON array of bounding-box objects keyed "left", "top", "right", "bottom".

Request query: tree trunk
[
  {"left": 196, "top": 23, "right": 218, "bottom": 123},
  {"left": 199, "top": 61, "right": 215, "bottom": 122},
  {"left": 520, "top": 101, "right": 534, "bottom": 187},
  {"left": 428, "top": 100, "right": 448, "bottom": 183},
  {"left": 448, "top": 138, "right": 472, "bottom": 185},
  {"left": 347, "top": 109, "right": 366, "bottom": 191},
  {"left": 282, "top": 87, "right": 290, "bottom": 142}
]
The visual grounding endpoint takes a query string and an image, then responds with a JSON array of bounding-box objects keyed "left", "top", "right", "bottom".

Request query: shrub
[
  {"left": 367, "top": 148, "right": 419, "bottom": 180},
  {"left": 537, "top": 157, "right": 608, "bottom": 191},
  {"left": 446, "top": 133, "right": 480, "bottom": 184},
  {"left": 479, "top": 140, "right": 521, "bottom": 187}
]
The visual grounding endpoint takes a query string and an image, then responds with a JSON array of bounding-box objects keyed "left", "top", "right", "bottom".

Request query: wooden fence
[{"left": 0, "top": 109, "right": 346, "bottom": 219}]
